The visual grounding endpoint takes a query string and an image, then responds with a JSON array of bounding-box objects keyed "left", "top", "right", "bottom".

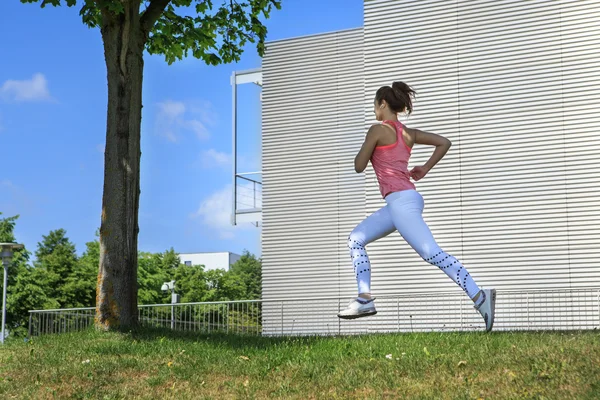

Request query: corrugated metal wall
[
  {"left": 261, "top": 0, "right": 600, "bottom": 334},
  {"left": 363, "top": 0, "right": 600, "bottom": 298},
  {"left": 261, "top": 29, "right": 364, "bottom": 333}
]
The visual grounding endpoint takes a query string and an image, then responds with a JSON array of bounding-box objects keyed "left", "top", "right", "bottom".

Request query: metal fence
[
  {"left": 28, "top": 300, "right": 262, "bottom": 337},
  {"left": 28, "top": 287, "right": 600, "bottom": 337},
  {"left": 138, "top": 300, "right": 262, "bottom": 334}
]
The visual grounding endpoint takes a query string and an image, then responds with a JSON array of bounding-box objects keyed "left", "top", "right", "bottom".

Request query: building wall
[
  {"left": 260, "top": 0, "right": 600, "bottom": 334},
  {"left": 178, "top": 252, "right": 241, "bottom": 271},
  {"left": 261, "top": 29, "right": 365, "bottom": 334},
  {"left": 363, "top": 0, "right": 600, "bottom": 296}
]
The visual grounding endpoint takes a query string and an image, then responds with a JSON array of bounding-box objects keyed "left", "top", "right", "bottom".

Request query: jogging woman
[{"left": 337, "top": 82, "right": 496, "bottom": 332}]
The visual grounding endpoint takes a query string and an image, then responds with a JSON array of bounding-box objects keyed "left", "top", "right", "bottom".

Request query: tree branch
[{"left": 140, "top": 0, "right": 172, "bottom": 35}]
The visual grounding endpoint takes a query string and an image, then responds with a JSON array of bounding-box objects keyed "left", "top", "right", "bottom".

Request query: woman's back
[{"left": 370, "top": 120, "right": 415, "bottom": 198}]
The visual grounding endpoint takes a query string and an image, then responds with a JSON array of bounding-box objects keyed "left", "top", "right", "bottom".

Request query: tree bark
[{"left": 95, "top": 2, "right": 145, "bottom": 331}]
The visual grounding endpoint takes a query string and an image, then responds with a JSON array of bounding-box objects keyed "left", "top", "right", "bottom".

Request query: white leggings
[{"left": 348, "top": 189, "right": 480, "bottom": 299}]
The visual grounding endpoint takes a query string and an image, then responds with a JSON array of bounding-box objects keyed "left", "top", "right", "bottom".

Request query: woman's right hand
[{"left": 410, "top": 165, "right": 430, "bottom": 181}]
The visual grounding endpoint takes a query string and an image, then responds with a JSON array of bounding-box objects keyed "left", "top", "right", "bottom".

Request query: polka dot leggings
[{"left": 348, "top": 189, "right": 480, "bottom": 299}]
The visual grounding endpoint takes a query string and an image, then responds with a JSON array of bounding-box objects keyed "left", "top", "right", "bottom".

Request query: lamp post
[
  {"left": 0, "top": 242, "right": 24, "bottom": 344},
  {"left": 161, "top": 280, "right": 179, "bottom": 329}
]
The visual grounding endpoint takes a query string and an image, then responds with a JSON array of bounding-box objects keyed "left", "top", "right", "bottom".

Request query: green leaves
[
  {"left": 104, "top": 0, "right": 125, "bottom": 14},
  {"left": 138, "top": 251, "right": 170, "bottom": 304},
  {"left": 20, "top": 0, "right": 84, "bottom": 8},
  {"left": 21, "top": 0, "right": 281, "bottom": 67},
  {"left": 195, "top": 0, "right": 212, "bottom": 14},
  {"left": 0, "top": 212, "right": 19, "bottom": 243},
  {"left": 146, "top": 0, "right": 281, "bottom": 65},
  {"left": 21, "top": 0, "right": 117, "bottom": 28},
  {"left": 229, "top": 251, "right": 262, "bottom": 300},
  {"left": 79, "top": 4, "right": 102, "bottom": 28},
  {"left": 138, "top": 250, "right": 261, "bottom": 303},
  {"left": 34, "top": 229, "right": 80, "bottom": 305},
  {"left": 63, "top": 239, "right": 99, "bottom": 307}
]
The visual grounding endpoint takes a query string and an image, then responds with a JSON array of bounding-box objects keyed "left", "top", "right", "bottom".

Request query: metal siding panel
[
  {"left": 260, "top": 0, "right": 600, "bottom": 335},
  {"left": 560, "top": 0, "right": 600, "bottom": 288},
  {"left": 365, "top": 0, "right": 466, "bottom": 296},
  {"left": 261, "top": 29, "right": 365, "bottom": 331},
  {"left": 362, "top": 0, "right": 600, "bottom": 324}
]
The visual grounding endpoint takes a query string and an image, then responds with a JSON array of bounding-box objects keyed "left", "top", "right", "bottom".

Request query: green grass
[{"left": 1, "top": 328, "right": 599, "bottom": 399}]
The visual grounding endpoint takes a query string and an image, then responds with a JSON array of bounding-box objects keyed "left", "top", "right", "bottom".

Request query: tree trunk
[{"left": 95, "top": 3, "right": 144, "bottom": 331}]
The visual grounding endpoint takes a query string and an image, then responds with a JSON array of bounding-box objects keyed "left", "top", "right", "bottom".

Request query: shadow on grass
[
  {"left": 29, "top": 325, "right": 600, "bottom": 351},
  {"left": 127, "top": 326, "right": 326, "bottom": 349},
  {"left": 125, "top": 326, "right": 592, "bottom": 348}
]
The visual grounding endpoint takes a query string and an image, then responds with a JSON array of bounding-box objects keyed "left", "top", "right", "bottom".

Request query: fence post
[
  {"left": 171, "top": 291, "right": 179, "bottom": 330},
  {"left": 338, "top": 298, "right": 341, "bottom": 336},
  {"left": 28, "top": 313, "right": 33, "bottom": 338},
  {"left": 281, "top": 302, "right": 284, "bottom": 336},
  {"left": 527, "top": 292, "right": 530, "bottom": 330},
  {"left": 460, "top": 298, "right": 463, "bottom": 331},
  {"left": 397, "top": 297, "right": 400, "bottom": 333},
  {"left": 171, "top": 305, "right": 175, "bottom": 330}
]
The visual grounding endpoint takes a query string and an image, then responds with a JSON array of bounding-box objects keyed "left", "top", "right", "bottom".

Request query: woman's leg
[
  {"left": 338, "top": 206, "right": 396, "bottom": 319},
  {"left": 385, "top": 190, "right": 482, "bottom": 302},
  {"left": 347, "top": 205, "right": 396, "bottom": 296}
]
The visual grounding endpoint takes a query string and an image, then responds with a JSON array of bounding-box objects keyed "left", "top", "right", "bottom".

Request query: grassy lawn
[{"left": 1, "top": 328, "right": 599, "bottom": 399}]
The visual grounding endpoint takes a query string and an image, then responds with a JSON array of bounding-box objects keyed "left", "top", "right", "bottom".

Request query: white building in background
[
  {"left": 232, "top": 0, "right": 600, "bottom": 335},
  {"left": 177, "top": 252, "right": 241, "bottom": 271}
]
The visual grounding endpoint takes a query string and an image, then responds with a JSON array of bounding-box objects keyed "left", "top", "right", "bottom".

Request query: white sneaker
[
  {"left": 474, "top": 288, "right": 496, "bottom": 332},
  {"left": 337, "top": 297, "right": 377, "bottom": 320}
]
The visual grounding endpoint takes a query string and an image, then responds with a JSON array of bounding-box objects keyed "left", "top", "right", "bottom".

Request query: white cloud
[
  {"left": 1, "top": 73, "right": 53, "bottom": 103},
  {"left": 201, "top": 149, "right": 232, "bottom": 168},
  {"left": 190, "top": 101, "right": 218, "bottom": 126},
  {"left": 155, "top": 100, "right": 216, "bottom": 142},
  {"left": 158, "top": 100, "right": 186, "bottom": 119},
  {"left": 192, "top": 183, "right": 259, "bottom": 239},
  {"left": 183, "top": 119, "right": 209, "bottom": 140},
  {"left": 96, "top": 144, "right": 105, "bottom": 154},
  {"left": 196, "top": 149, "right": 261, "bottom": 173},
  {"left": 193, "top": 185, "right": 235, "bottom": 239}
]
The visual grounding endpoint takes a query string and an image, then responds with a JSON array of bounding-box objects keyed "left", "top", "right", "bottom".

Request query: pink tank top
[{"left": 370, "top": 120, "right": 415, "bottom": 198}]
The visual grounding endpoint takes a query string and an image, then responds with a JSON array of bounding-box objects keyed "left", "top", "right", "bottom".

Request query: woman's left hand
[{"left": 410, "top": 165, "right": 430, "bottom": 181}]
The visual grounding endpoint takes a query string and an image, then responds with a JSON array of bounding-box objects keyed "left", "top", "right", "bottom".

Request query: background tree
[
  {"left": 0, "top": 213, "right": 47, "bottom": 338},
  {"left": 229, "top": 250, "right": 261, "bottom": 299},
  {"left": 171, "top": 262, "right": 209, "bottom": 303},
  {"left": 137, "top": 248, "right": 180, "bottom": 304},
  {"left": 64, "top": 237, "right": 101, "bottom": 308},
  {"left": 138, "top": 252, "right": 167, "bottom": 305},
  {"left": 21, "top": 0, "right": 280, "bottom": 331},
  {"left": 0, "top": 213, "right": 19, "bottom": 243},
  {"left": 0, "top": 214, "right": 23, "bottom": 291},
  {"left": 203, "top": 268, "right": 247, "bottom": 301},
  {"left": 8, "top": 268, "right": 59, "bottom": 338},
  {"left": 33, "top": 229, "right": 79, "bottom": 306}
]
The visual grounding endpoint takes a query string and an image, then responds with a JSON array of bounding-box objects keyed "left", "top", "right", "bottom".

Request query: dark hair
[{"left": 375, "top": 81, "right": 416, "bottom": 115}]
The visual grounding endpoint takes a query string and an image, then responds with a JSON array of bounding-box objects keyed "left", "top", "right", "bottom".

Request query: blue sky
[{"left": 0, "top": 0, "right": 363, "bottom": 259}]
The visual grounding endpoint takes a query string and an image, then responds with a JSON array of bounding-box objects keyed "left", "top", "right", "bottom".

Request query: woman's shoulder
[{"left": 367, "top": 123, "right": 389, "bottom": 134}]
